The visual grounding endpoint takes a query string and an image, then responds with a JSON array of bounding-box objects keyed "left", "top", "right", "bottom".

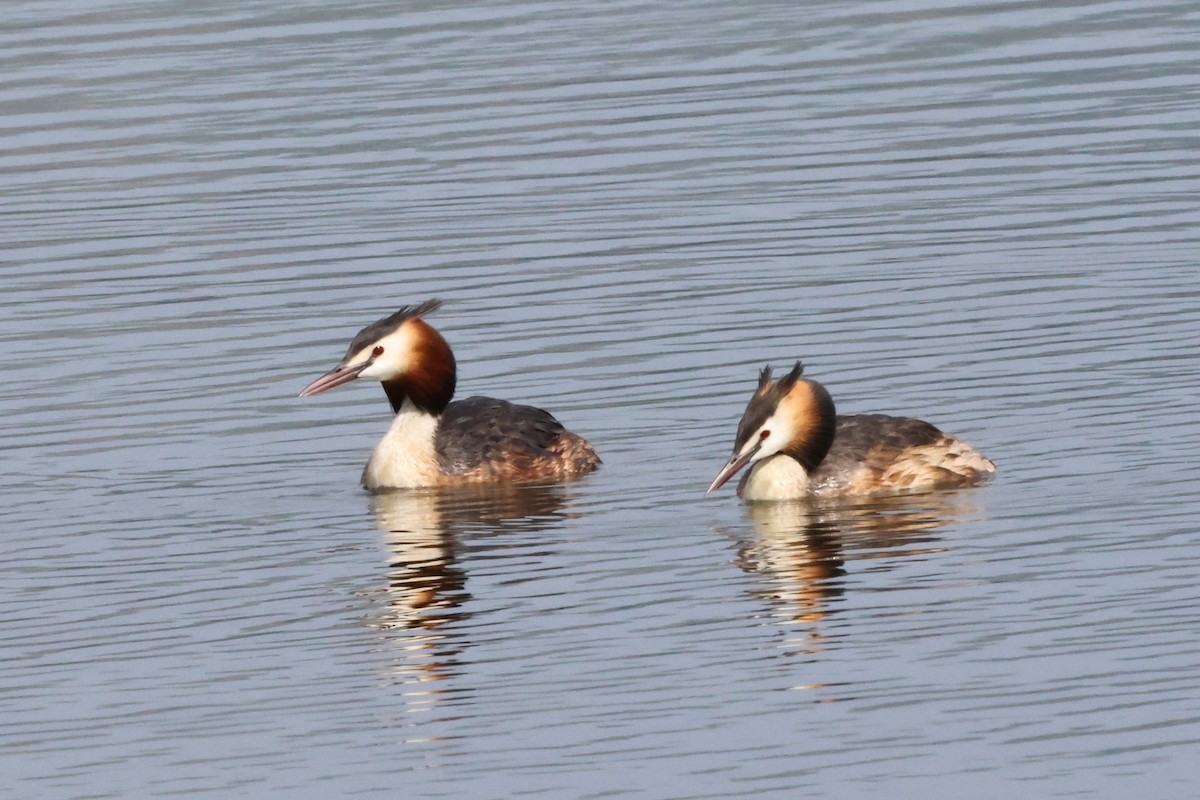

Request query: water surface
[{"left": 3, "top": 1, "right": 1200, "bottom": 797}]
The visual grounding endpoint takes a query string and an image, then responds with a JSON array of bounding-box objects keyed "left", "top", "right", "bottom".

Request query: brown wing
[
  {"left": 436, "top": 396, "right": 563, "bottom": 473},
  {"left": 435, "top": 396, "right": 599, "bottom": 481},
  {"left": 810, "top": 414, "right": 993, "bottom": 495}
]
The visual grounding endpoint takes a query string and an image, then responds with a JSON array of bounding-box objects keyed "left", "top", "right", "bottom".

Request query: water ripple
[{"left": 3, "top": 0, "right": 1200, "bottom": 797}]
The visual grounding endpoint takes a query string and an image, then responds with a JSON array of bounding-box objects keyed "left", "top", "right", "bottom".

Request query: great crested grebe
[
  {"left": 707, "top": 362, "right": 995, "bottom": 501},
  {"left": 299, "top": 300, "right": 600, "bottom": 490}
]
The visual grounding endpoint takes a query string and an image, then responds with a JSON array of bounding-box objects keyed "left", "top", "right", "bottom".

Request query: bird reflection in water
[
  {"left": 734, "top": 493, "right": 982, "bottom": 660},
  {"left": 366, "top": 483, "right": 575, "bottom": 717}
]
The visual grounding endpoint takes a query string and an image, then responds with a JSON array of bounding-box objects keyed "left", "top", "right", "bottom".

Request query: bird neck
[
  {"left": 362, "top": 398, "right": 443, "bottom": 489},
  {"left": 780, "top": 379, "right": 837, "bottom": 472},
  {"left": 381, "top": 321, "right": 457, "bottom": 416},
  {"left": 740, "top": 455, "right": 811, "bottom": 500}
]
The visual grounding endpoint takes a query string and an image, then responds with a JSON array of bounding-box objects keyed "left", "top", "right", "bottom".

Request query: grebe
[
  {"left": 299, "top": 300, "right": 600, "bottom": 490},
  {"left": 707, "top": 362, "right": 995, "bottom": 501}
]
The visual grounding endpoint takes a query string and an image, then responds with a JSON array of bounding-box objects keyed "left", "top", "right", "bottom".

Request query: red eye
[
  {"left": 372, "top": 346, "right": 384, "bottom": 357},
  {"left": 760, "top": 430, "right": 771, "bottom": 440}
]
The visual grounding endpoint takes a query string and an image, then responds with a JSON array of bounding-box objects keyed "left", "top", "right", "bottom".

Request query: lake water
[{"left": 4, "top": 1, "right": 1200, "bottom": 797}]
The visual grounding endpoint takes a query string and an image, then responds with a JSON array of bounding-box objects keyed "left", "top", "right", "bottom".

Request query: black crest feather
[
  {"left": 343, "top": 299, "right": 443, "bottom": 362},
  {"left": 735, "top": 361, "right": 805, "bottom": 450}
]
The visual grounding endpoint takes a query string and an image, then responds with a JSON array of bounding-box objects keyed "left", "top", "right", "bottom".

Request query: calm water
[{"left": 4, "top": 1, "right": 1200, "bottom": 797}]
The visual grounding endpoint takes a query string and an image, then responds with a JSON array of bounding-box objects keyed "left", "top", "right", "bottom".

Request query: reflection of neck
[
  {"left": 371, "top": 490, "right": 462, "bottom": 621},
  {"left": 363, "top": 398, "right": 441, "bottom": 489}
]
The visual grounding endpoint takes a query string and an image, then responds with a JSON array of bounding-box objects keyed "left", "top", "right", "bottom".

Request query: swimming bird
[
  {"left": 299, "top": 300, "right": 600, "bottom": 489},
  {"left": 707, "top": 362, "right": 994, "bottom": 501}
]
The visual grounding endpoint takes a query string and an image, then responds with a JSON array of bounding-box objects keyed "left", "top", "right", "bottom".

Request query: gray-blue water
[{"left": 4, "top": 1, "right": 1200, "bottom": 797}]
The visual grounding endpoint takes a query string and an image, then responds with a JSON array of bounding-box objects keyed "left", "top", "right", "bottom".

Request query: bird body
[
  {"left": 709, "top": 363, "right": 994, "bottom": 501},
  {"left": 300, "top": 300, "right": 599, "bottom": 490}
]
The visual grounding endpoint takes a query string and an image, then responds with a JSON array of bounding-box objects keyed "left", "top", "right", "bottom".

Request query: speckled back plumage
[
  {"left": 805, "top": 414, "right": 995, "bottom": 497},
  {"left": 436, "top": 396, "right": 601, "bottom": 482}
]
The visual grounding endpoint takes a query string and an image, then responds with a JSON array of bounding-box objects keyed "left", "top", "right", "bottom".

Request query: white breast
[
  {"left": 361, "top": 399, "right": 441, "bottom": 489},
  {"left": 741, "top": 455, "right": 811, "bottom": 501}
]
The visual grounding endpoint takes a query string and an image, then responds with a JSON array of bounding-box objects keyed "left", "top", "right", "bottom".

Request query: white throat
[
  {"left": 362, "top": 398, "right": 441, "bottom": 489},
  {"left": 740, "top": 454, "right": 811, "bottom": 500}
]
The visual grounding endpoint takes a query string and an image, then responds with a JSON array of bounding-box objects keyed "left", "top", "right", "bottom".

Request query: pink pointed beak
[
  {"left": 706, "top": 441, "right": 762, "bottom": 495},
  {"left": 298, "top": 359, "right": 372, "bottom": 397}
]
